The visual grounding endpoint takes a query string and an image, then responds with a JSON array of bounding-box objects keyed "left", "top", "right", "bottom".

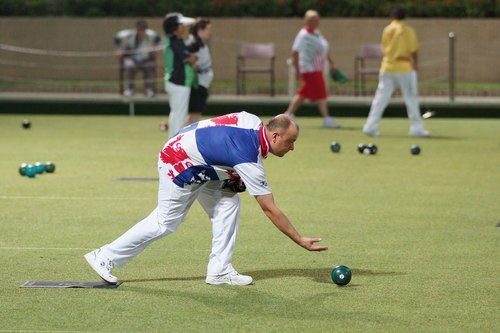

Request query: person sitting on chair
[{"left": 115, "top": 19, "right": 162, "bottom": 97}]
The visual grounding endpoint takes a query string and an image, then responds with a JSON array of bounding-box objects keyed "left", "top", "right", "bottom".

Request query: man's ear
[{"left": 272, "top": 131, "right": 279, "bottom": 143}]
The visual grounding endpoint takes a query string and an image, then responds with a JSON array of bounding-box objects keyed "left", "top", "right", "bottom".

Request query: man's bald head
[{"left": 265, "top": 114, "right": 299, "bottom": 157}]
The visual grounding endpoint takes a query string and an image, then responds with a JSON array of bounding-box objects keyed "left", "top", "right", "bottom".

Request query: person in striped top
[{"left": 285, "top": 10, "right": 341, "bottom": 129}]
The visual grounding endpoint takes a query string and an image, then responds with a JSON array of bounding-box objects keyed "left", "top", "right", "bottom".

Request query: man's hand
[
  {"left": 299, "top": 237, "right": 328, "bottom": 251},
  {"left": 330, "top": 68, "right": 348, "bottom": 83},
  {"left": 221, "top": 178, "right": 246, "bottom": 193},
  {"left": 187, "top": 53, "right": 197, "bottom": 67}
]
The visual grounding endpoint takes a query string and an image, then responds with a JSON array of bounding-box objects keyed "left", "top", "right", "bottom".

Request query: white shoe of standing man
[
  {"left": 323, "top": 117, "right": 341, "bottom": 128},
  {"left": 284, "top": 111, "right": 296, "bottom": 120},
  {"left": 363, "top": 128, "right": 381, "bottom": 137},
  {"left": 409, "top": 129, "right": 430, "bottom": 137},
  {"left": 206, "top": 270, "right": 253, "bottom": 286},
  {"left": 123, "top": 89, "right": 134, "bottom": 97},
  {"left": 84, "top": 249, "right": 118, "bottom": 284}
]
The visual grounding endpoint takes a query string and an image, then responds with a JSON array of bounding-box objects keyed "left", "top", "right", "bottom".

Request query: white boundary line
[
  {"left": 0, "top": 246, "right": 207, "bottom": 252},
  {"left": 0, "top": 247, "right": 88, "bottom": 251},
  {"left": 0, "top": 330, "right": 120, "bottom": 333},
  {"left": 0, "top": 195, "right": 150, "bottom": 201}
]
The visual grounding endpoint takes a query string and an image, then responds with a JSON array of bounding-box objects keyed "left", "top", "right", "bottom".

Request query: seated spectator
[{"left": 114, "top": 19, "right": 162, "bottom": 97}]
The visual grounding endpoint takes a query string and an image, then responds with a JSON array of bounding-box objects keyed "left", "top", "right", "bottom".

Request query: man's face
[
  {"left": 198, "top": 24, "right": 212, "bottom": 41},
  {"left": 175, "top": 24, "right": 186, "bottom": 36},
  {"left": 137, "top": 28, "right": 146, "bottom": 39},
  {"left": 308, "top": 16, "right": 320, "bottom": 29},
  {"left": 270, "top": 124, "right": 299, "bottom": 157}
]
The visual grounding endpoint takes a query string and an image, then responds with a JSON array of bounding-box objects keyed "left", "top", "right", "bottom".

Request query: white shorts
[{"left": 165, "top": 81, "right": 190, "bottom": 138}]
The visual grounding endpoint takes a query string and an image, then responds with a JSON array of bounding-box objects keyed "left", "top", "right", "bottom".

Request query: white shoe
[
  {"left": 145, "top": 89, "right": 155, "bottom": 97},
  {"left": 84, "top": 249, "right": 118, "bottom": 284},
  {"left": 284, "top": 111, "right": 296, "bottom": 120},
  {"left": 363, "top": 129, "right": 380, "bottom": 137},
  {"left": 206, "top": 270, "right": 253, "bottom": 286},
  {"left": 323, "top": 117, "right": 341, "bottom": 128},
  {"left": 409, "top": 129, "right": 430, "bottom": 137},
  {"left": 123, "top": 89, "right": 134, "bottom": 97}
]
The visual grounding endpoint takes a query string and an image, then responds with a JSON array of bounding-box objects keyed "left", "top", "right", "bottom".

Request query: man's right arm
[
  {"left": 255, "top": 193, "right": 328, "bottom": 252},
  {"left": 291, "top": 51, "right": 300, "bottom": 79}
]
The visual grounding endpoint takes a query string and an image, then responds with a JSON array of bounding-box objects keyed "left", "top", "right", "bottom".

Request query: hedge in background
[{"left": 0, "top": 0, "right": 498, "bottom": 17}]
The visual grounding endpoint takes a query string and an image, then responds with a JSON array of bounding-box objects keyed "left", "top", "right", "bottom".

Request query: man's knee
[{"left": 123, "top": 58, "right": 136, "bottom": 69}]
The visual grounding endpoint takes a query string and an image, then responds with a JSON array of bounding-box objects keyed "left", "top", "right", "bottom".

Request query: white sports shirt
[
  {"left": 159, "top": 112, "right": 272, "bottom": 196},
  {"left": 292, "top": 27, "right": 330, "bottom": 73},
  {"left": 187, "top": 35, "right": 214, "bottom": 88}
]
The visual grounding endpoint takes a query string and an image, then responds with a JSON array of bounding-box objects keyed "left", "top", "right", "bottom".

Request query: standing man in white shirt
[{"left": 285, "top": 10, "right": 341, "bottom": 129}]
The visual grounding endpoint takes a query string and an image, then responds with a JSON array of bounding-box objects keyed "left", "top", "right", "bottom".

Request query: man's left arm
[
  {"left": 409, "top": 27, "right": 419, "bottom": 71},
  {"left": 327, "top": 54, "right": 336, "bottom": 71},
  {"left": 149, "top": 31, "right": 162, "bottom": 61}
]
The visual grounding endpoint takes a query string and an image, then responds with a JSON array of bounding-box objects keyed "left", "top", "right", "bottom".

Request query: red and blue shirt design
[{"left": 159, "top": 112, "right": 272, "bottom": 196}]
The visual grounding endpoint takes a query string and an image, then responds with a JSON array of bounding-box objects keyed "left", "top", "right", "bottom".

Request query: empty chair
[
  {"left": 236, "top": 43, "right": 275, "bottom": 96},
  {"left": 354, "top": 44, "right": 384, "bottom": 96}
]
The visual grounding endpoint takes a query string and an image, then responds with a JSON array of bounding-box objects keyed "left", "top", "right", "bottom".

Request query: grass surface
[{"left": 0, "top": 115, "right": 499, "bottom": 332}]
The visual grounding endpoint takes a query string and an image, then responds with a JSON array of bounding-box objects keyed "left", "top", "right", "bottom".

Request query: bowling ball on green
[
  {"left": 45, "top": 162, "right": 56, "bottom": 173},
  {"left": 19, "top": 163, "right": 28, "bottom": 176},
  {"left": 330, "top": 141, "right": 341, "bottom": 153},
  {"left": 331, "top": 265, "right": 352, "bottom": 286},
  {"left": 34, "top": 162, "right": 46, "bottom": 174},
  {"left": 25, "top": 164, "right": 36, "bottom": 178}
]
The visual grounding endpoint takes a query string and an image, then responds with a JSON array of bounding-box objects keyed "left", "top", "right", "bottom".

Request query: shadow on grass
[
  {"left": 124, "top": 267, "right": 405, "bottom": 285},
  {"left": 122, "top": 268, "right": 405, "bottom": 321},
  {"left": 248, "top": 267, "right": 405, "bottom": 284}
]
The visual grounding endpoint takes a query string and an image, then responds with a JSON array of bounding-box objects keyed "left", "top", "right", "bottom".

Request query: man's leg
[
  {"left": 165, "top": 81, "right": 190, "bottom": 139},
  {"left": 398, "top": 71, "right": 429, "bottom": 136},
  {"left": 363, "top": 73, "right": 395, "bottom": 136},
  {"left": 141, "top": 60, "right": 156, "bottom": 95},
  {"left": 197, "top": 182, "right": 252, "bottom": 285},
  {"left": 85, "top": 162, "right": 204, "bottom": 282},
  {"left": 197, "top": 182, "right": 240, "bottom": 276},
  {"left": 284, "top": 94, "right": 304, "bottom": 118},
  {"left": 317, "top": 99, "right": 330, "bottom": 119},
  {"left": 123, "top": 58, "right": 137, "bottom": 93},
  {"left": 100, "top": 181, "right": 200, "bottom": 268},
  {"left": 318, "top": 99, "right": 341, "bottom": 128}
]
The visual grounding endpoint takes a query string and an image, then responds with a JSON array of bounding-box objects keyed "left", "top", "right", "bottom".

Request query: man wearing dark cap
[
  {"left": 162, "top": 12, "right": 197, "bottom": 139},
  {"left": 114, "top": 19, "right": 162, "bottom": 97},
  {"left": 362, "top": 7, "right": 430, "bottom": 137}
]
